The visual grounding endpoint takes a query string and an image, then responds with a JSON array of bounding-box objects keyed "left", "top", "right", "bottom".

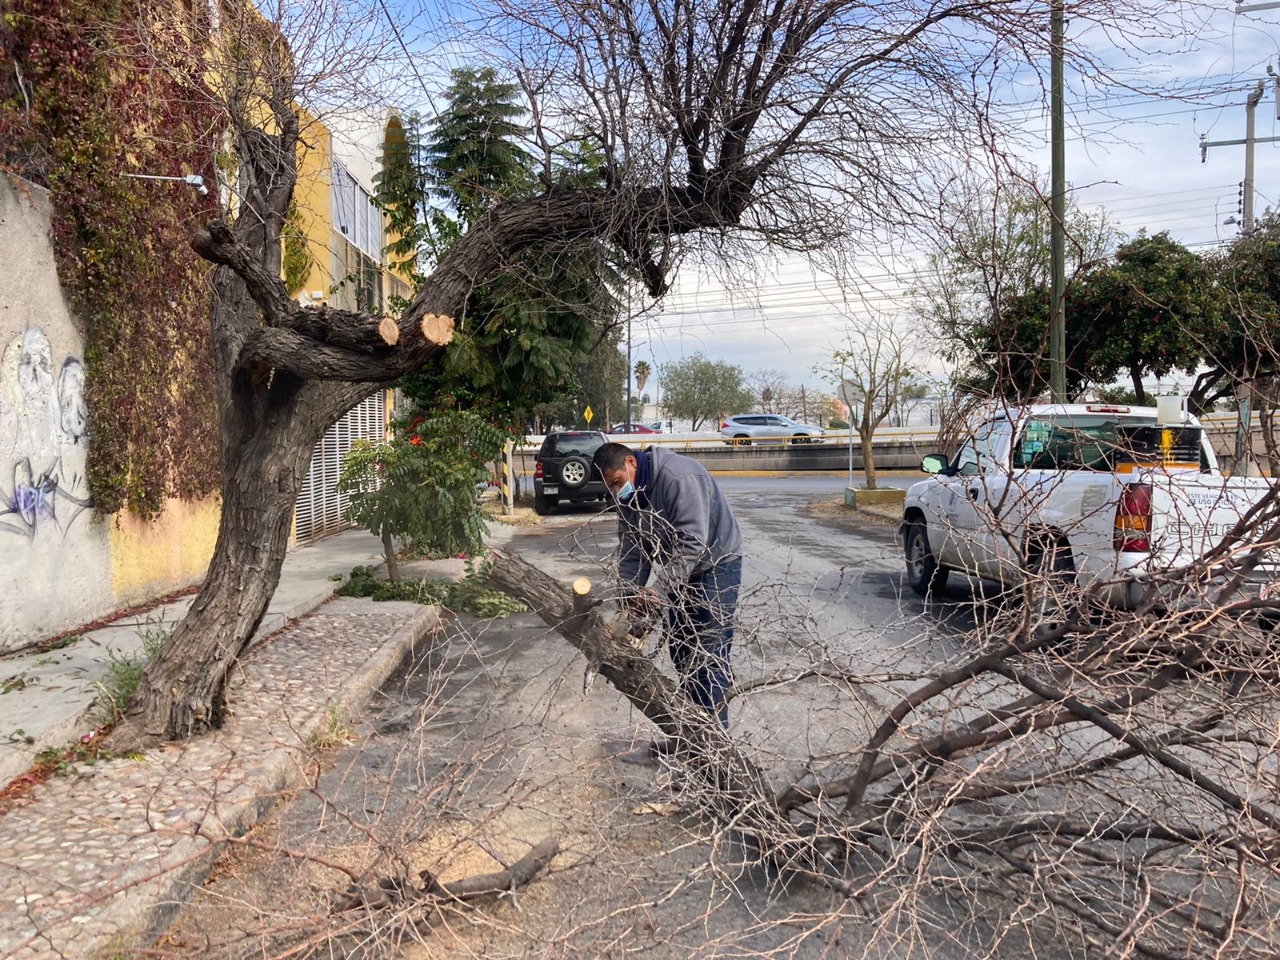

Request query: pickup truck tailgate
[{"left": 1151, "top": 474, "right": 1279, "bottom": 575}]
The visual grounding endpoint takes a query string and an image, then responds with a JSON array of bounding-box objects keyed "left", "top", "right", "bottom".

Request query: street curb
[
  {"left": 12, "top": 602, "right": 441, "bottom": 960},
  {"left": 132, "top": 603, "right": 440, "bottom": 951}
]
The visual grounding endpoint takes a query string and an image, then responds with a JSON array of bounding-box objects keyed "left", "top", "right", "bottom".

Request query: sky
[
  {"left": 354, "top": 0, "right": 1280, "bottom": 396},
  {"left": 622, "top": 3, "right": 1280, "bottom": 393}
]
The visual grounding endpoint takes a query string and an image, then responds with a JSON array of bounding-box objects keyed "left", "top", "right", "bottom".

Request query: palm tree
[{"left": 634, "top": 360, "right": 651, "bottom": 395}]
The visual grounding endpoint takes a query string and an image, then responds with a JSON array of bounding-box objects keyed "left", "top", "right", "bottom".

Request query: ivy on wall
[{"left": 0, "top": 0, "right": 220, "bottom": 516}]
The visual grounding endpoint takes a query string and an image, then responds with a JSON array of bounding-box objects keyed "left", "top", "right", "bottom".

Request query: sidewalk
[{"left": 0, "top": 529, "right": 448, "bottom": 959}]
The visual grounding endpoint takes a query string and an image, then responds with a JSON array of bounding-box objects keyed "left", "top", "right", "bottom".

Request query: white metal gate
[{"left": 294, "top": 392, "right": 387, "bottom": 545}]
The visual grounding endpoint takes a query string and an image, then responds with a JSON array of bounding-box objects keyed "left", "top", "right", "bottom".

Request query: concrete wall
[
  {"left": 0, "top": 178, "right": 219, "bottom": 652},
  {"left": 686, "top": 439, "right": 931, "bottom": 472}
]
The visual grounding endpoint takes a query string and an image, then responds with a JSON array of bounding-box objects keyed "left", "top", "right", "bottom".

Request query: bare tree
[
  {"left": 477, "top": 469, "right": 1280, "bottom": 959},
  {"left": 745, "top": 368, "right": 791, "bottom": 414},
  {"left": 98, "top": 0, "right": 1213, "bottom": 747},
  {"left": 818, "top": 315, "right": 917, "bottom": 488}
]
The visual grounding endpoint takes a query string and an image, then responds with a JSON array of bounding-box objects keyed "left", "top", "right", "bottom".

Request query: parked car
[
  {"left": 720, "top": 414, "right": 826, "bottom": 445},
  {"left": 609, "top": 422, "right": 660, "bottom": 434},
  {"left": 901, "top": 403, "right": 1277, "bottom": 608},
  {"left": 533, "top": 430, "right": 609, "bottom": 515}
]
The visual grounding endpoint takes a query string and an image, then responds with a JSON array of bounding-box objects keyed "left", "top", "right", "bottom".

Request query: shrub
[{"left": 340, "top": 411, "right": 506, "bottom": 570}]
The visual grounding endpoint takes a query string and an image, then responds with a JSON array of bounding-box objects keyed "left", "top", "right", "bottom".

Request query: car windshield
[
  {"left": 1015, "top": 415, "right": 1204, "bottom": 472},
  {"left": 544, "top": 434, "right": 603, "bottom": 457}
]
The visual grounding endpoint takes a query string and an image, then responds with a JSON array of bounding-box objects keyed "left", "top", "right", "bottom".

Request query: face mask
[{"left": 616, "top": 481, "right": 636, "bottom": 503}]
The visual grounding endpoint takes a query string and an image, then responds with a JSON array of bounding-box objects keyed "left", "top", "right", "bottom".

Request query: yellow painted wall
[
  {"left": 292, "top": 111, "right": 336, "bottom": 304},
  {"left": 108, "top": 496, "right": 222, "bottom": 604}
]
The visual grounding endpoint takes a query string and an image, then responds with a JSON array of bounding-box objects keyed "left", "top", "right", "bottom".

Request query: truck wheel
[
  {"left": 904, "top": 520, "right": 948, "bottom": 597},
  {"left": 534, "top": 492, "right": 555, "bottom": 515}
]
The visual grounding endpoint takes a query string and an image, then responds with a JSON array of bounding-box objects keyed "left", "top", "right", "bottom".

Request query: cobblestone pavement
[{"left": 0, "top": 598, "right": 437, "bottom": 960}]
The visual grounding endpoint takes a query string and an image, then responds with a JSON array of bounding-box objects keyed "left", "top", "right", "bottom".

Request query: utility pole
[
  {"left": 625, "top": 290, "right": 633, "bottom": 430},
  {"left": 1201, "top": 76, "right": 1280, "bottom": 474},
  {"left": 1049, "top": 0, "right": 1067, "bottom": 403},
  {"left": 1199, "top": 80, "right": 1280, "bottom": 212},
  {"left": 1245, "top": 80, "right": 1266, "bottom": 232}
]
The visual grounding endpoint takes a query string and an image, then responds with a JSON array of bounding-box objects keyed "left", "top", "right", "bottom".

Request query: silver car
[{"left": 720, "top": 414, "right": 826, "bottom": 445}]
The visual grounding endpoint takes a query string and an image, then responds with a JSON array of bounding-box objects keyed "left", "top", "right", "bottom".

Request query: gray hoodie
[{"left": 616, "top": 446, "right": 742, "bottom": 593}]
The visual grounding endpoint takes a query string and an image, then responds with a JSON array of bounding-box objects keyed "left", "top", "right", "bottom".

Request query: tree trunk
[
  {"left": 382, "top": 530, "right": 401, "bottom": 581},
  {"left": 860, "top": 429, "right": 876, "bottom": 488},
  {"left": 1131, "top": 366, "right": 1146, "bottom": 406},
  {"left": 108, "top": 413, "right": 316, "bottom": 746}
]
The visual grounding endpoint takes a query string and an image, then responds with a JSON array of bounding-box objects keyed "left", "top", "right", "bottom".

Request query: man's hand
[
  {"left": 624, "top": 587, "right": 661, "bottom": 646},
  {"left": 625, "top": 587, "right": 661, "bottom": 618}
]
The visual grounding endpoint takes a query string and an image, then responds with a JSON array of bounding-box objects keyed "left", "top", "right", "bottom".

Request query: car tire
[
  {"left": 732, "top": 434, "right": 751, "bottom": 447},
  {"left": 534, "top": 492, "right": 554, "bottom": 515},
  {"left": 904, "top": 520, "right": 948, "bottom": 598},
  {"left": 790, "top": 433, "right": 807, "bottom": 445},
  {"left": 559, "top": 456, "right": 591, "bottom": 488}
]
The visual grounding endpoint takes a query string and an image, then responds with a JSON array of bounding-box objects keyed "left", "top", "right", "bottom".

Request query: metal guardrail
[
  {"left": 516, "top": 427, "right": 940, "bottom": 452},
  {"left": 514, "top": 431, "right": 938, "bottom": 474}
]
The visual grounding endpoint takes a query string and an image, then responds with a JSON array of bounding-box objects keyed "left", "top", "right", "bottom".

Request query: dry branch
[{"left": 485, "top": 550, "right": 859, "bottom": 892}]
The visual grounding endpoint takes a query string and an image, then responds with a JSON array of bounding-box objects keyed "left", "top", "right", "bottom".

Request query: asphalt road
[{"left": 169, "top": 478, "right": 1011, "bottom": 960}]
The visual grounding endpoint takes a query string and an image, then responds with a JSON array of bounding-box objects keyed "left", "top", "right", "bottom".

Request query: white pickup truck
[{"left": 901, "top": 403, "right": 1278, "bottom": 607}]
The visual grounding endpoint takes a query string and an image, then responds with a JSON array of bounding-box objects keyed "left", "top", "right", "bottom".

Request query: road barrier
[
  {"left": 512, "top": 419, "right": 1273, "bottom": 476},
  {"left": 515, "top": 434, "right": 936, "bottom": 475}
]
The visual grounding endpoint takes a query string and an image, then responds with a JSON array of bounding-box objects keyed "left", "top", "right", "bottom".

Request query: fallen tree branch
[
  {"left": 485, "top": 549, "right": 860, "bottom": 892},
  {"left": 335, "top": 836, "right": 561, "bottom": 912}
]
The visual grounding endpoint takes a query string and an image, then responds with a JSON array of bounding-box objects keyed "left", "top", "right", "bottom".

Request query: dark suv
[{"left": 533, "top": 430, "right": 609, "bottom": 515}]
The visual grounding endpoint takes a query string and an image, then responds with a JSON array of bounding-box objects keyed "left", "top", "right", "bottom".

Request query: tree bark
[
  {"left": 1130, "top": 365, "right": 1146, "bottom": 405},
  {"left": 382, "top": 530, "right": 401, "bottom": 582},
  {"left": 860, "top": 430, "right": 877, "bottom": 489},
  {"left": 107, "top": 409, "right": 319, "bottom": 746}
]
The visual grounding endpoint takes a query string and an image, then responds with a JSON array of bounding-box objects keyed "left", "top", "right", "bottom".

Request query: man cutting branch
[{"left": 592, "top": 443, "right": 744, "bottom": 742}]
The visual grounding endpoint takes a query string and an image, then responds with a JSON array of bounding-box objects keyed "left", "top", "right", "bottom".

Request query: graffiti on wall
[{"left": 0, "top": 327, "right": 93, "bottom": 539}]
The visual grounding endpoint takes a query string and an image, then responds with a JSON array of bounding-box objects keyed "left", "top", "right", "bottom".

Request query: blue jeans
[{"left": 665, "top": 557, "right": 742, "bottom": 729}]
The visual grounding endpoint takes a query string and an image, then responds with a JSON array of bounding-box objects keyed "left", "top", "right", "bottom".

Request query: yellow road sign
[{"left": 584, "top": 405, "right": 594, "bottom": 424}]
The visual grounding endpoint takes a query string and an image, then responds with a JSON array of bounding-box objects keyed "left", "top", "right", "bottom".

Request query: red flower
[{"left": 409, "top": 436, "right": 423, "bottom": 446}]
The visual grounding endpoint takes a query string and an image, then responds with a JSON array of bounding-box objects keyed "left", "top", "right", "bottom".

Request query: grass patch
[
  {"left": 336, "top": 564, "right": 527, "bottom": 618},
  {"left": 308, "top": 702, "right": 354, "bottom": 751},
  {"left": 91, "top": 623, "right": 170, "bottom": 726},
  {"left": 1, "top": 673, "right": 36, "bottom": 695}
]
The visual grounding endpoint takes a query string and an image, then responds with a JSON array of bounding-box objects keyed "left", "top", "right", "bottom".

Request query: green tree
[
  {"left": 1192, "top": 213, "right": 1280, "bottom": 413},
  {"left": 633, "top": 360, "right": 651, "bottom": 396},
  {"left": 424, "top": 67, "right": 532, "bottom": 226},
  {"left": 377, "top": 72, "right": 620, "bottom": 428},
  {"left": 534, "top": 334, "right": 629, "bottom": 429},
  {"left": 1074, "top": 232, "right": 1217, "bottom": 405},
  {"left": 916, "top": 177, "right": 1115, "bottom": 400},
  {"left": 659, "top": 354, "right": 752, "bottom": 431},
  {"left": 960, "top": 286, "right": 1104, "bottom": 401}
]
